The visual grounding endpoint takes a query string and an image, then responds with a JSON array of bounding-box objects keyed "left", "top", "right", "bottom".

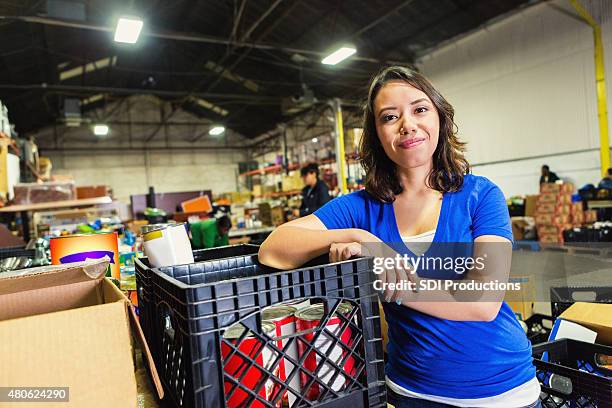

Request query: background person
[
  {"left": 539, "top": 164, "right": 559, "bottom": 184},
  {"left": 299, "top": 162, "right": 331, "bottom": 217}
]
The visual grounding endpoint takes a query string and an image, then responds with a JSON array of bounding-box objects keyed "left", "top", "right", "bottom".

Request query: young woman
[{"left": 259, "top": 66, "right": 540, "bottom": 408}]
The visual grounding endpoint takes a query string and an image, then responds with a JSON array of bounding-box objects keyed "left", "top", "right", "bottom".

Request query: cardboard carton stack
[
  {"left": 281, "top": 171, "right": 302, "bottom": 192},
  {"left": 585, "top": 209, "right": 598, "bottom": 223},
  {"left": 536, "top": 183, "right": 576, "bottom": 243}
]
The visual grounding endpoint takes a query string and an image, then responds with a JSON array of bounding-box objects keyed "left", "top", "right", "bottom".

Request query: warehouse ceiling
[{"left": 0, "top": 0, "right": 533, "bottom": 140}]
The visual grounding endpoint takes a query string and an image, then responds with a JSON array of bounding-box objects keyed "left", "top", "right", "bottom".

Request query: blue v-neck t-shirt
[{"left": 313, "top": 174, "right": 535, "bottom": 399}]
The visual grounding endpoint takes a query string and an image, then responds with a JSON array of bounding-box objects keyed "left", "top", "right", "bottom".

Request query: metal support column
[
  {"left": 571, "top": 0, "right": 610, "bottom": 176},
  {"left": 331, "top": 98, "right": 348, "bottom": 194}
]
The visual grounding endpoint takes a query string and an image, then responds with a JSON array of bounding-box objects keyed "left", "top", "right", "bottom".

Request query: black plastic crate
[
  {"left": 525, "top": 314, "right": 554, "bottom": 345},
  {"left": 143, "top": 254, "right": 386, "bottom": 408},
  {"left": 135, "top": 244, "right": 260, "bottom": 365},
  {"left": 533, "top": 339, "right": 612, "bottom": 408},
  {"left": 550, "top": 287, "right": 612, "bottom": 319}
]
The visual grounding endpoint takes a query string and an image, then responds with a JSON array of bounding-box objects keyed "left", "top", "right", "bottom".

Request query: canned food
[
  {"left": 139, "top": 222, "right": 177, "bottom": 235},
  {"left": 142, "top": 223, "right": 193, "bottom": 268},
  {"left": 263, "top": 306, "right": 300, "bottom": 407},
  {"left": 295, "top": 302, "right": 356, "bottom": 401},
  {"left": 222, "top": 321, "right": 277, "bottom": 408},
  {"left": 282, "top": 298, "right": 311, "bottom": 311}
]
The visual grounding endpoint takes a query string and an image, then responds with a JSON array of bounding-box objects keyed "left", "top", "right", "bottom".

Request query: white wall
[
  {"left": 46, "top": 149, "right": 246, "bottom": 203},
  {"left": 418, "top": 0, "right": 612, "bottom": 197}
]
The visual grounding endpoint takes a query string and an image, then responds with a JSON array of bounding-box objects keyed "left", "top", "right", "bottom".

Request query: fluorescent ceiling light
[
  {"left": 93, "top": 124, "right": 109, "bottom": 136},
  {"left": 114, "top": 17, "right": 143, "bottom": 44},
  {"left": 321, "top": 46, "right": 356, "bottom": 65},
  {"left": 209, "top": 126, "right": 225, "bottom": 136}
]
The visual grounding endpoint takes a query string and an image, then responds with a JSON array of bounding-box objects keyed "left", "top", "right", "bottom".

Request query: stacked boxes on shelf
[
  {"left": 281, "top": 171, "right": 302, "bottom": 192},
  {"left": 258, "top": 202, "right": 285, "bottom": 226},
  {"left": 535, "top": 183, "right": 575, "bottom": 244}
]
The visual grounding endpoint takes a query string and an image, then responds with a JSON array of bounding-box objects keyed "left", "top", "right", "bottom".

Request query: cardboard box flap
[
  {"left": 128, "top": 303, "right": 164, "bottom": 399},
  {"left": 0, "top": 260, "right": 107, "bottom": 295},
  {"left": 0, "top": 300, "right": 137, "bottom": 408},
  {"left": 560, "top": 302, "right": 612, "bottom": 345},
  {"left": 0, "top": 279, "right": 102, "bottom": 321}
]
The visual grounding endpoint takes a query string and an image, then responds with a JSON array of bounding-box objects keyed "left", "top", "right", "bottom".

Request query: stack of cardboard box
[
  {"left": 585, "top": 209, "right": 598, "bottom": 223},
  {"left": 535, "top": 183, "right": 575, "bottom": 243},
  {"left": 281, "top": 171, "right": 302, "bottom": 192}
]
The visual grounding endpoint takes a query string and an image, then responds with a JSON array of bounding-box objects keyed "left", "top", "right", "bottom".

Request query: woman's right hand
[{"left": 329, "top": 242, "right": 363, "bottom": 262}]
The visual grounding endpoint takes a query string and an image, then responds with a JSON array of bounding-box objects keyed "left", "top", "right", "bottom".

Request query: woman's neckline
[{"left": 389, "top": 192, "right": 448, "bottom": 256}]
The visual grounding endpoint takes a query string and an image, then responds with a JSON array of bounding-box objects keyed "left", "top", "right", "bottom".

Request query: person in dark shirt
[
  {"left": 299, "top": 163, "right": 331, "bottom": 217},
  {"left": 599, "top": 168, "right": 612, "bottom": 189},
  {"left": 540, "top": 164, "right": 560, "bottom": 184}
]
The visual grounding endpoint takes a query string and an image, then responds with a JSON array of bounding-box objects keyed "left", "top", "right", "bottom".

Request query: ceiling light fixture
[
  {"left": 209, "top": 126, "right": 225, "bottom": 136},
  {"left": 312, "top": 137, "right": 318, "bottom": 143},
  {"left": 114, "top": 17, "right": 143, "bottom": 44},
  {"left": 321, "top": 46, "right": 356, "bottom": 65},
  {"left": 93, "top": 124, "right": 109, "bottom": 136}
]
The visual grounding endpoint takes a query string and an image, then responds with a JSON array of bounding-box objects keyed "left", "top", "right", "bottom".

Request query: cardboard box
[
  {"left": 535, "top": 214, "right": 554, "bottom": 225},
  {"left": 536, "top": 203, "right": 556, "bottom": 214},
  {"left": 181, "top": 195, "right": 213, "bottom": 213},
  {"left": 571, "top": 212, "right": 585, "bottom": 225},
  {"left": 230, "top": 191, "right": 252, "bottom": 205},
  {"left": 13, "top": 181, "right": 76, "bottom": 205},
  {"left": 511, "top": 217, "right": 531, "bottom": 240},
  {"left": 0, "top": 261, "right": 163, "bottom": 407},
  {"left": 76, "top": 185, "right": 111, "bottom": 199},
  {"left": 537, "top": 192, "right": 559, "bottom": 204},
  {"left": 553, "top": 214, "right": 571, "bottom": 225},
  {"left": 585, "top": 210, "right": 598, "bottom": 223},
  {"left": 540, "top": 183, "right": 561, "bottom": 193},
  {"left": 571, "top": 202, "right": 584, "bottom": 215},
  {"left": 524, "top": 195, "right": 539, "bottom": 217},
  {"left": 559, "top": 302, "right": 612, "bottom": 345},
  {"left": 271, "top": 206, "right": 285, "bottom": 226},
  {"left": 505, "top": 275, "right": 535, "bottom": 320},
  {"left": 281, "top": 173, "right": 303, "bottom": 192},
  {"left": 561, "top": 182, "right": 575, "bottom": 194},
  {"left": 540, "top": 183, "right": 575, "bottom": 194}
]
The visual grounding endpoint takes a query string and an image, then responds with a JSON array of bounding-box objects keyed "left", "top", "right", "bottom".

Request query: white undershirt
[{"left": 387, "top": 229, "right": 541, "bottom": 407}]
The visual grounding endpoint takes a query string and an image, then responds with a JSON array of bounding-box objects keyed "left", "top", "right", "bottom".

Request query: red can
[
  {"left": 294, "top": 303, "right": 355, "bottom": 401},
  {"left": 222, "top": 321, "right": 276, "bottom": 408},
  {"left": 262, "top": 305, "right": 300, "bottom": 407}
]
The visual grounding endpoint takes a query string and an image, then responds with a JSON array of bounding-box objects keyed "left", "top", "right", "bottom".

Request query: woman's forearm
[{"left": 258, "top": 226, "right": 372, "bottom": 269}]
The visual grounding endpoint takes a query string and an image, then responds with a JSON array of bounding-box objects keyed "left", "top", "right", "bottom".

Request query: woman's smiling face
[{"left": 373, "top": 80, "right": 440, "bottom": 171}]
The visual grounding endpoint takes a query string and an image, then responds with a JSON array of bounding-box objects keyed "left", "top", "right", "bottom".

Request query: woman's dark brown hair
[{"left": 359, "top": 66, "right": 469, "bottom": 202}]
